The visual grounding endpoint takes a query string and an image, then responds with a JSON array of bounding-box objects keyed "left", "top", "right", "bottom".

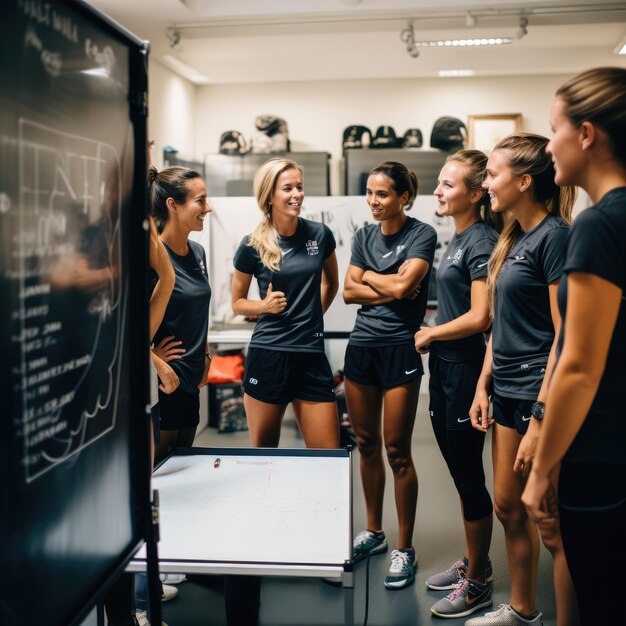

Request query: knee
[
  {"left": 456, "top": 481, "right": 493, "bottom": 521},
  {"left": 385, "top": 442, "right": 412, "bottom": 475},
  {"left": 355, "top": 433, "right": 382, "bottom": 458},
  {"left": 537, "top": 518, "right": 564, "bottom": 555},
  {"left": 494, "top": 497, "right": 526, "bottom": 527}
]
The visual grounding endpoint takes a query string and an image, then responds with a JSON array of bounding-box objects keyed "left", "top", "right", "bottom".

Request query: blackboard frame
[{"left": 0, "top": 1, "right": 151, "bottom": 625}]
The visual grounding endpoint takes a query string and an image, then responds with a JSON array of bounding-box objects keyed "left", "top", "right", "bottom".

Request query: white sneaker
[
  {"left": 136, "top": 611, "right": 169, "bottom": 626},
  {"left": 465, "top": 604, "right": 543, "bottom": 626},
  {"left": 161, "top": 583, "right": 178, "bottom": 602},
  {"left": 159, "top": 573, "right": 187, "bottom": 585}
]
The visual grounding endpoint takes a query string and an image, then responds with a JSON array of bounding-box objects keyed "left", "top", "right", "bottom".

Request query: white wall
[
  {"left": 194, "top": 74, "right": 571, "bottom": 194},
  {"left": 148, "top": 60, "right": 197, "bottom": 169}
]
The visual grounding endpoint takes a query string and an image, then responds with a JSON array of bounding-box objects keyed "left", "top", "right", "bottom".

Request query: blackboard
[{"left": 0, "top": 2, "right": 150, "bottom": 625}]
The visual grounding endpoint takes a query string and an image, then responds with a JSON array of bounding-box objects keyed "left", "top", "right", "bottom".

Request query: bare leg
[
  {"left": 345, "top": 378, "right": 384, "bottom": 531},
  {"left": 243, "top": 393, "right": 286, "bottom": 448},
  {"left": 292, "top": 399, "right": 339, "bottom": 449},
  {"left": 382, "top": 378, "right": 421, "bottom": 549},
  {"left": 492, "top": 424, "right": 540, "bottom": 615},
  {"left": 463, "top": 509, "right": 493, "bottom": 583},
  {"left": 536, "top": 467, "right": 580, "bottom": 626}
]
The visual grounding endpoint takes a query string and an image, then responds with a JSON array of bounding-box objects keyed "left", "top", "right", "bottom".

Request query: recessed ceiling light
[{"left": 439, "top": 69, "right": 476, "bottom": 77}]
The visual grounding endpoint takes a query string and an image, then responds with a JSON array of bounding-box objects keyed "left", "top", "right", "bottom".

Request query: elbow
[
  {"left": 231, "top": 298, "right": 245, "bottom": 316},
  {"left": 475, "top": 313, "right": 492, "bottom": 333}
]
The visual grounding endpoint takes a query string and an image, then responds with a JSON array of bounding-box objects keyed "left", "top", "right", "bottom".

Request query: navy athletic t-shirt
[
  {"left": 234, "top": 218, "right": 336, "bottom": 353},
  {"left": 431, "top": 221, "right": 498, "bottom": 362},
  {"left": 557, "top": 187, "right": 626, "bottom": 464},
  {"left": 152, "top": 240, "right": 211, "bottom": 393},
  {"left": 348, "top": 217, "right": 437, "bottom": 347},
  {"left": 491, "top": 214, "right": 569, "bottom": 399}
]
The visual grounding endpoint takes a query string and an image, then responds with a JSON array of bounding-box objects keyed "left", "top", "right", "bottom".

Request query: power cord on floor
[{"left": 363, "top": 554, "right": 370, "bottom": 626}]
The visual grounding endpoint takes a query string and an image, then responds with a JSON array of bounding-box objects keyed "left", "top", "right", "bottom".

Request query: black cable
[{"left": 363, "top": 554, "right": 370, "bottom": 626}]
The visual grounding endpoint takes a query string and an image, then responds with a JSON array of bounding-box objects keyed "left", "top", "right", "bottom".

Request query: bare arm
[
  {"left": 362, "top": 258, "right": 430, "bottom": 300},
  {"left": 470, "top": 334, "right": 494, "bottom": 432},
  {"left": 523, "top": 272, "right": 621, "bottom": 520},
  {"left": 343, "top": 264, "right": 394, "bottom": 305},
  {"left": 514, "top": 280, "right": 562, "bottom": 475},
  {"left": 321, "top": 251, "right": 339, "bottom": 314},
  {"left": 149, "top": 218, "right": 175, "bottom": 341},
  {"left": 414, "top": 278, "right": 490, "bottom": 352},
  {"left": 231, "top": 269, "right": 287, "bottom": 316}
]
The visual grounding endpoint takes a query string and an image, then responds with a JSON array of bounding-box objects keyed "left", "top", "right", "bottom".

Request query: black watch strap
[{"left": 530, "top": 401, "right": 545, "bottom": 420}]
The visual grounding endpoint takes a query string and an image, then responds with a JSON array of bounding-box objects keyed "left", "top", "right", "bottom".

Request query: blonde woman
[
  {"left": 227, "top": 157, "right": 339, "bottom": 626},
  {"left": 467, "top": 134, "right": 576, "bottom": 626},
  {"left": 523, "top": 67, "right": 626, "bottom": 625}
]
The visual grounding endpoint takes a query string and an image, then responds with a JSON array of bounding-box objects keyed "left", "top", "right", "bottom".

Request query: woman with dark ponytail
[
  {"left": 343, "top": 161, "right": 436, "bottom": 590},
  {"left": 467, "top": 134, "right": 576, "bottom": 626},
  {"left": 148, "top": 165, "right": 212, "bottom": 463},
  {"left": 523, "top": 67, "right": 626, "bottom": 625}
]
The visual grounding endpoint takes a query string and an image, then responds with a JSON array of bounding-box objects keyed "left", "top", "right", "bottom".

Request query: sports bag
[
  {"left": 372, "top": 125, "right": 402, "bottom": 148},
  {"left": 402, "top": 128, "right": 423, "bottom": 148},
  {"left": 219, "top": 130, "right": 247, "bottom": 155}
]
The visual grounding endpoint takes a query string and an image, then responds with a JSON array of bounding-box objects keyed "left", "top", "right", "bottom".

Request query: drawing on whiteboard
[{"left": 12, "top": 119, "right": 126, "bottom": 483}]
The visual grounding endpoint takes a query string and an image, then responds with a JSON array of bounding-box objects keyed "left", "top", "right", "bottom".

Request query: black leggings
[
  {"left": 559, "top": 462, "right": 626, "bottom": 625},
  {"left": 430, "top": 413, "right": 492, "bottom": 521}
]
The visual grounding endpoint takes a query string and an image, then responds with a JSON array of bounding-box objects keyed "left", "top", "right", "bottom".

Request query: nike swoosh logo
[
  {"left": 382, "top": 251, "right": 393, "bottom": 258},
  {"left": 521, "top": 415, "right": 531, "bottom": 421},
  {"left": 477, "top": 261, "right": 488, "bottom": 268},
  {"left": 282, "top": 248, "right": 293, "bottom": 256},
  {"left": 457, "top": 417, "right": 470, "bottom": 423},
  {"left": 405, "top": 368, "right": 418, "bottom": 375}
]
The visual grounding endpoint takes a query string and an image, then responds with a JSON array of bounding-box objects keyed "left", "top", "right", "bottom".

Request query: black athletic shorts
[
  {"left": 491, "top": 393, "right": 533, "bottom": 435},
  {"left": 243, "top": 348, "right": 336, "bottom": 405},
  {"left": 343, "top": 343, "right": 423, "bottom": 389},
  {"left": 158, "top": 386, "right": 200, "bottom": 431},
  {"left": 429, "top": 354, "right": 483, "bottom": 430}
]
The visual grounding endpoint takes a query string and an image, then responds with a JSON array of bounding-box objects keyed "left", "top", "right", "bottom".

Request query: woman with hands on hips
[
  {"left": 343, "top": 161, "right": 436, "bottom": 591},
  {"left": 466, "top": 134, "right": 576, "bottom": 626},
  {"left": 415, "top": 150, "right": 501, "bottom": 619},
  {"left": 522, "top": 67, "right": 626, "bottom": 626},
  {"left": 148, "top": 165, "right": 212, "bottom": 464}
]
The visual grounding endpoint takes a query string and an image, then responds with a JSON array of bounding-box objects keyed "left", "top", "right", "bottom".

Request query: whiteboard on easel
[
  {"left": 191, "top": 195, "right": 453, "bottom": 334},
  {"left": 135, "top": 449, "right": 351, "bottom": 567}
]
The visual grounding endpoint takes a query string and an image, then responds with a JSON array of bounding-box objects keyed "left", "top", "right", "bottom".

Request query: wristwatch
[{"left": 530, "top": 401, "right": 545, "bottom": 420}]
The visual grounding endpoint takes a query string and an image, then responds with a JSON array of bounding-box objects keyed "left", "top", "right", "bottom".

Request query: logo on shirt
[
  {"left": 451, "top": 248, "right": 463, "bottom": 264},
  {"left": 249, "top": 377, "right": 258, "bottom": 385},
  {"left": 514, "top": 255, "right": 526, "bottom": 261},
  {"left": 313, "top": 332, "right": 324, "bottom": 338},
  {"left": 282, "top": 248, "right": 294, "bottom": 256},
  {"left": 305, "top": 240, "right": 319, "bottom": 255},
  {"left": 382, "top": 244, "right": 406, "bottom": 260},
  {"left": 198, "top": 258, "right": 207, "bottom": 277}
]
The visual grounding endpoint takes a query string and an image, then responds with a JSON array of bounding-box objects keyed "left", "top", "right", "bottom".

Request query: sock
[
  {"left": 512, "top": 607, "right": 540, "bottom": 622},
  {"left": 367, "top": 529, "right": 385, "bottom": 539}
]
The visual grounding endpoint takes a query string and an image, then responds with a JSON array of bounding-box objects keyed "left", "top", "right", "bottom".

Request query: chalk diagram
[
  {"left": 151, "top": 454, "right": 351, "bottom": 566},
  {"left": 15, "top": 119, "right": 126, "bottom": 483}
]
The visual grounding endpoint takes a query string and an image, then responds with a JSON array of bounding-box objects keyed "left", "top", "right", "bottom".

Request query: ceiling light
[
  {"left": 465, "top": 12, "right": 477, "bottom": 27},
  {"left": 615, "top": 36, "right": 626, "bottom": 54},
  {"left": 413, "top": 37, "right": 512, "bottom": 48},
  {"left": 516, "top": 16, "right": 528, "bottom": 39},
  {"left": 439, "top": 69, "right": 476, "bottom": 77},
  {"left": 161, "top": 54, "right": 210, "bottom": 85},
  {"left": 166, "top": 29, "right": 182, "bottom": 52},
  {"left": 400, "top": 22, "right": 420, "bottom": 58}
]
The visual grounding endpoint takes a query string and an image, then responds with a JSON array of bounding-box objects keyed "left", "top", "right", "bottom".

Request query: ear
[
  {"left": 470, "top": 187, "right": 484, "bottom": 204},
  {"left": 519, "top": 173, "right": 532, "bottom": 193},
  {"left": 166, "top": 197, "right": 177, "bottom": 214},
  {"left": 580, "top": 120, "right": 597, "bottom": 151}
]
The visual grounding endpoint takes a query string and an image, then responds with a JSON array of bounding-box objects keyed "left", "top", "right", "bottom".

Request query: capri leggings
[{"left": 429, "top": 353, "right": 493, "bottom": 521}]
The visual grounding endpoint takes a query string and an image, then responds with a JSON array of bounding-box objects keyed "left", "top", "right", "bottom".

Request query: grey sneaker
[
  {"left": 426, "top": 556, "right": 493, "bottom": 590},
  {"left": 352, "top": 529, "right": 388, "bottom": 563},
  {"left": 384, "top": 548, "right": 416, "bottom": 590},
  {"left": 431, "top": 578, "right": 493, "bottom": 618},
  {"left": 465, "top": 604, "right": 543, "bottom": 626}
]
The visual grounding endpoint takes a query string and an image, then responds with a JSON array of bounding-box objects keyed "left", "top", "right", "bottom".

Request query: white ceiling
[{"left": 90, "top": 0, "right": 626, "bottom": 84}]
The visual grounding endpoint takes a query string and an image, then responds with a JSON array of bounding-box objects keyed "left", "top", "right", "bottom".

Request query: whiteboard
[
  {"left": 191, "top": 195, "right": 453, "bottom": 333},
  {"left": 134, "top": 449, "right": 351, "bottom": 569}
]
